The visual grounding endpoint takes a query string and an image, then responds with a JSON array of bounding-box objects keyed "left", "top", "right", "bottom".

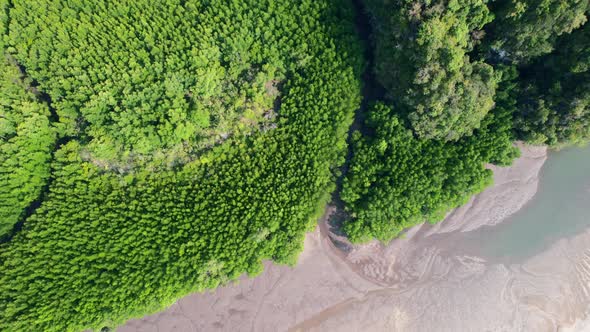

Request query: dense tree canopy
[
  {"left": 0, "top": 54, "right": 56, "bottom": 238},
  {"left": 0, "top": 0, "right": 362, "bottom": 331},
  {"left": 366, "top": 0, "right": 498, "bottom": 141},
  {"left": 514, "top": 23, "right": 590, "bottom": 145},
  {"left": 0, "top": 0, "right": 588, "bottom": 330},
  {"left": 5, "top": 0, "right": 297, "bottom": 165},
  {"left": 341, "top": 68, "right": 519, "bottom": 242},
  {"left": 485, "top": 0, "right": 589, "bottom": 63}
]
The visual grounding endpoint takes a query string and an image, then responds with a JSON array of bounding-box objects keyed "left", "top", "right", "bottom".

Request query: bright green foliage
[
  {"left": 341, "top": 71, "right": 519, "bottom": 242},
  {"left": 514, "top": 22, "right": 590, "bottom": 145},
  {"left": 486, "top": 0, "right": 589, "bottom": 63},
  {"left": 4, "top": 0, "right": 295, "bottom": 164},
  {"left": 0, "top": 55, "right": 56, "bottom": 238},
  {"left": 0, "top": 0, "right": 362, "bottom": 331},
  {"left": 366, "top": 0, "right": 498, "bottom": 141}
]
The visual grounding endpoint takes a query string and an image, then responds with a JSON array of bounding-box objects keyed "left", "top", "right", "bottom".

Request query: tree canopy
[
  {"left": 0, "top": 54, "right": 56, "bottom": 238},
  {"left": 514, "top": 22, "right": 590, "bottom": 145},
  {"left": 5, "top": 0, "right": 297, "bottom": 164},
  {"left": 366, "top": 0, "right": 498, "bottom": 141},
  {"left": 0, "top": 0, "right": 363, "bottom": 330},
  {"left": 0, "top": 0, "right": 588, "bottom": 330},
  {"left": 485, "top": 0, "right": 589, "bottom": 63},
  {"left": 342, "top": 69, "right": 519, "bottom": 242}
]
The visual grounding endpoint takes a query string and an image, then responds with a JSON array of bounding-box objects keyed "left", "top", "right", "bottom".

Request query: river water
[{"left": 465, "top": 146, "right": 590, "bottom": 263}]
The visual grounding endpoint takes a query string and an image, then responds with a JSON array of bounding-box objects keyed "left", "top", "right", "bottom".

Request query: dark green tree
[
  {"left": 341, "top": 67, "right": 519, "bottom": 242},
  {"left": 514, "top": 22, "right": 590, "bottom": 145},
  {"left": 366, "top": 0, "right": 498, "bottom": 141},
  {"left": 485, "top": 0, "right": 589, "bottom": 63}
]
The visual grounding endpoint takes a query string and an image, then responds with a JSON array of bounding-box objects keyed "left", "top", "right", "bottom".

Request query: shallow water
[{"left": 463, "top": 146, "right": 590, "bottom": 263}]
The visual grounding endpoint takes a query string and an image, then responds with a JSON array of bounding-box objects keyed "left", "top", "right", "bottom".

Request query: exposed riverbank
[{"left": 119, "top": 143, "right": 590, "bottom": 332}]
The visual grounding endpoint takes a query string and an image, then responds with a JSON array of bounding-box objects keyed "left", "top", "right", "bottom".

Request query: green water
[{"left": 466, "top": 146, "right": 590, "bottom": 262}]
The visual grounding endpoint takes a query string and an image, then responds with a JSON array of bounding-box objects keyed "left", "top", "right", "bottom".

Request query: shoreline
[{"left": 120, "top": 143, "right": 556, "bottom": 332}]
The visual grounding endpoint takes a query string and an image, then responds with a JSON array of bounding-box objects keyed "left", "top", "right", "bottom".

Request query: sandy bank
[{"left": 121, "top": 143, "right": 572, "bottom": 332}]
